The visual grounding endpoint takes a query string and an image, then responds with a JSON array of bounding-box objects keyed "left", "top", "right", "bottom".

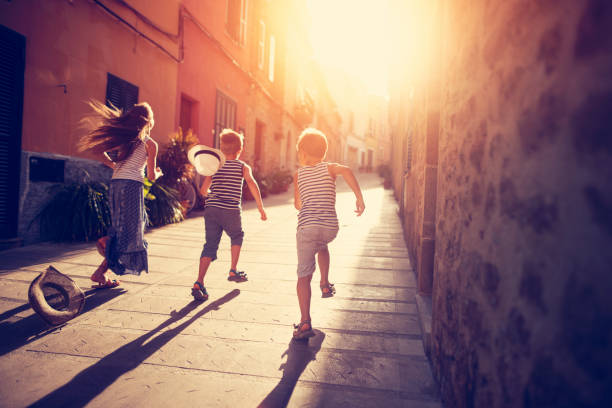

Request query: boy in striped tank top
[
  {"left": 292, "top": 128, "right": 365, "bottom": 339},
  {"left": 191, "top": 129, "right": 267, "bottom": 301}
]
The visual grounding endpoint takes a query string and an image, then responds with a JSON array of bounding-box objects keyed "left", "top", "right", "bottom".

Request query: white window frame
[
  {"left": 239, "top": 0, "right": 248, "bottom": 45},
  {"left": 226, "top": 0, "right": 247, "bottom": 45},
  {"left": 258, "top": 21, "right": 266, "bottom": 69},
  {"left": 268, "top": 35, "right": 275, "bottom": 82}
]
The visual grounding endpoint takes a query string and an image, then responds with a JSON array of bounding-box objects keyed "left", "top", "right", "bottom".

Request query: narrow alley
[{"left": 0, "top": 173, "right": 441, "bottom": 407}]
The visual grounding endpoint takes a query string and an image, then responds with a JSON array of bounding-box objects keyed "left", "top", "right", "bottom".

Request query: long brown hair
[{"left": 79, "top": 100, "right": 154, "bottom": 162}]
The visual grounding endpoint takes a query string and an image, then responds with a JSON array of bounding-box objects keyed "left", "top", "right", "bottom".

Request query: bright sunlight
[{"left": 306, "top": 0, "right": 392, "bottom": 97}]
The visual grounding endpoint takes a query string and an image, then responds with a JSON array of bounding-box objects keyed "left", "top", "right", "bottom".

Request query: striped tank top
[
  {"left": 206, "top": 159, "right": 245, "bottom": 210},
  {"left": 111, "top": 137, "right": 149, "bottom": 182},
  {"left": 297, "top": 161, "right": 338, "bottom": 230}
]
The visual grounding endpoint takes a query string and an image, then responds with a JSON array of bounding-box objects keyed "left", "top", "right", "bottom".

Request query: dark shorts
[{"left": 201, "top": 206, "right": 244, "bottom": 261}]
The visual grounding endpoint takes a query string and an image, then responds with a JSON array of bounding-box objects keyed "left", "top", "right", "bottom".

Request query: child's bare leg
[
  {"left": 297, "top": 273, "right": 313, "bottom": 324},
  {"left": 92, "top": 236, "right": 110, "bottom": 283},
  {"left": 96, "top": 236, "right": 109, "bottom": 256},
  {"left": 91, "top": 259, "right": 109, "bottom": 284},
  {"left": 197, "top": 256, "right": 212, "bottom": 284},
  {"left": 230, "top": 245, "right": 241, "bottom": 271},
  {"left": 317, "top": 248, "right": 330, "bottom": 286}
]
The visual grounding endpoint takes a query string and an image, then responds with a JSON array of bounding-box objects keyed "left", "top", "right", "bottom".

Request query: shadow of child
[
  {"left": 28, "top": 289, "right": 240, "bottom": 408},
  {"left": 258, "top": 329, "right": 326, "bottom": 408}
]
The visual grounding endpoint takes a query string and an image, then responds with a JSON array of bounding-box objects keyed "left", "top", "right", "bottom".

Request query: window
[
  {"left": 105, "top": 73, "right": 138, "bottom": 110},
  {"left": 180, "top": 94, "right": 198, "bottom": 134},
  {"left": 254, "top": 120, "right": 265, "bottom": 165},
  {"left": 214, "top": 91, "right": 237, "bottom": 148},
  {"left": 226, "top": 0, "right": 247, "bottom": 44},
  {"left": 268, "top": 35, "right": 275, "bottom": 82},
  {"left": 258, "top": 21, "right": 265, "bottom": 69},
  {"left": 240, "top": 0, "right": 248, "bottom": 44}
]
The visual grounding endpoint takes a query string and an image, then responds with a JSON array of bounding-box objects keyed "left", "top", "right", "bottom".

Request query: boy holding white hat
[{"left": 191, "top": 129, "right": 267, "bottom": 301}]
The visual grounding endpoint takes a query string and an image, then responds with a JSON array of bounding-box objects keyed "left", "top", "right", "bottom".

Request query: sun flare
[{"left": 306, "top": 0, "right": 392, "bottom": 96}]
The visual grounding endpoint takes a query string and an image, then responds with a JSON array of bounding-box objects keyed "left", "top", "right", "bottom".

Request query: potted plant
[
  {"left": 155, "top": 128, "right": 203, "bottom": 216},
  {"left": 265, "top": 168, "right": 293, "bottom": 194},
  {"left": 144, "top": 178, "right": 184, "bottom": 227},
  {"left": 34, "top": 181, "right": 111, "bottom": 242}
]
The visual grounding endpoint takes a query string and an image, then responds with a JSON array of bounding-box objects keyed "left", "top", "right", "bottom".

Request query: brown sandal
[
  {"left": 320, "top": 283, "right": 336, "bottom": 298},
  {"left": 293, "top": 320, "right": 315, "bottom": 340}
]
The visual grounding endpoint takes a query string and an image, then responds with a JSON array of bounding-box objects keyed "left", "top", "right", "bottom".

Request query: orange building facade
[{"left": 0, "top": 0, "right": 329, "bottom": 246}]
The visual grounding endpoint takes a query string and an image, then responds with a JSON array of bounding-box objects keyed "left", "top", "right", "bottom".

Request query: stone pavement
[{"left": 0, "top": 173, "right": 441, "bottom": 407}]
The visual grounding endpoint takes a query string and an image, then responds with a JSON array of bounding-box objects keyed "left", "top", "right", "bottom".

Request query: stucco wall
[
  {"left": 0, "top": 0, "right": 179, "bottom": 159},
  {"left": 177, "top": 10, "right": 250, "bottom": 146},
  {"left": 1, "top": 0, "right": 179, "bottom": 244},
  {"left": 431, "top": 0, "right": 612, "bottom": 406}
]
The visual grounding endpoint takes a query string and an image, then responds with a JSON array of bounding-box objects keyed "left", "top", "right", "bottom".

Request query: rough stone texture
[
  {"left": 428, "top": 0, "right": 612, "bottom": 407},
  {"left": 389, "top": 0, "right": 612, "bottom": 406},
  {"left": 402, "top": 87, "right": 437, "bottom": 295},
  {"left": 18, "top": 151, "right": 112, "bottom": 245}
]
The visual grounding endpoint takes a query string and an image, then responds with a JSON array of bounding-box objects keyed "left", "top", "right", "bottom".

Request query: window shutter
[
  {"left": 0, "top": 26, "right": 25, "bottom": 238},
  {"left": 105, "top": 73, "right": 138, "bottom": 111},
  {"left": 214, "top": 91, "right": 237, "bottom": 148}
]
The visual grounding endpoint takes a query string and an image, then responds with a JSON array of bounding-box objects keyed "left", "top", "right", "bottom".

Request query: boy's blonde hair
[
  {"left": 296, "top": 128, "right": 328, "bottom": 159},
  {"left": 219, "top": 128, "right": 244, "bottom": 155}
]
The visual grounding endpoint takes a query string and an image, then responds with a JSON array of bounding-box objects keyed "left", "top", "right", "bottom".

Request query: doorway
[
  {"left": 0, "top": 25, "right": 26, "bottom": 239},
  {"left": 254, "top": 120, "right": 265, "bottom": 170}
]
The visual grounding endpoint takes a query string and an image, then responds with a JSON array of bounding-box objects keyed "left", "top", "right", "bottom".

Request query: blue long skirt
[{"left": 105, "top": 179, "right": 149, "bottom": 276}]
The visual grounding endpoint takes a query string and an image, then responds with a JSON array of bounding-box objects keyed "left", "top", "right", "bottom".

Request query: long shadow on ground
[
  {"left": 28, "top": 289, "right": 240, "bottom": 408},
  {"left": 0, "top": 243, "right": 95, "bottom": 272},
  {"left": 258, "top": 330, "right": 326, "bottom": 408},
  {"left": 0, "top": 287, "right": 125, "bottom": 357}
]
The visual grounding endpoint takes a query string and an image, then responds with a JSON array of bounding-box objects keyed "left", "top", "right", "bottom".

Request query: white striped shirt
[
  {"left": 206, "top": 159, "right": 245, "bottom": 210},
  {"left": 111, "top": 137, "right": 149, "bottom": 182},
  {"left": 297, "top": 161, "right": 338, "bottom": 230}
]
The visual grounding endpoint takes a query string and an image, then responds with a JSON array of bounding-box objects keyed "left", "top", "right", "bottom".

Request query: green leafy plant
[
  {"left": 157, "top": 128, "right": 198, "bottom": 187},
  {"left": 156, "top": 128, "right": 204, "bottom": 214},
  {"left": 35, "top": 181, "right": 111, "bottom": 242},
  {"left": 145, "top": 181, "right": 184, "bottom": 227}
]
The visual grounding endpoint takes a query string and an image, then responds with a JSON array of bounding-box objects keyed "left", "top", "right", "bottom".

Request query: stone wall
[
  {"left": 407, "top": 90, "right": 435, "bottom": 293},
  {"left": 18, "top": 152, "right": 112, "bottom": 245},
  {"left": 430, "top": 0, "right": 612, "bottom": 406}
]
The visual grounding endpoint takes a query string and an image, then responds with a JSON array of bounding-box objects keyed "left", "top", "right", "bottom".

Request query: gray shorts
[
  {"left": 201, "top": 206, "right": 244, "bottom": 261},
  {"left": 296, "top": 227, "right": 339, "bottom": 278}
]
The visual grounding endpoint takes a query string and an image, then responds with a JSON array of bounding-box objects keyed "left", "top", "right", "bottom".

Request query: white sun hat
[{"left": 187, "top": 144, "right": 226, "bottom": 176}]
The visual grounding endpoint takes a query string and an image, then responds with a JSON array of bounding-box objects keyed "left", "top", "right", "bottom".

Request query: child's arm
[
  {"left": 293, "top": 171, "right": 302, "bottom": 210},
  {"left": 145, "top": 138, "right": 163, "bottom": 181},
  {"left": 329, "top": 163, "right": 365, "bottom": 216},
  {"left": 243, "top": 164, "right": 267, "bottom": 220},
  {"left": 199, "top": 176, "right": 212, "bottom": 197},
  {"left": 100, "top": 152, "right": 116, "bottom": 169}
]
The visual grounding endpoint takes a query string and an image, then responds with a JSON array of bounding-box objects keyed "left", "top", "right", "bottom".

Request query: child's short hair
[
  {"left": 296, "top": 128, "right": 328, "bottom": 159},
  {"left": 219, "top": 129, "right": 244, "bottom": 154}
]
